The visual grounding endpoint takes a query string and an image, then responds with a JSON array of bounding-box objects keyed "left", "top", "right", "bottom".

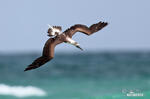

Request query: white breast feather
[{"left": 66, "top": 37, "right": 76, "bottom": 45}]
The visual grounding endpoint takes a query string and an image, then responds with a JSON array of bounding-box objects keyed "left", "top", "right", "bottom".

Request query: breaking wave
[{"left": 0, "top": 84, "right": 46, "bottom": 97}]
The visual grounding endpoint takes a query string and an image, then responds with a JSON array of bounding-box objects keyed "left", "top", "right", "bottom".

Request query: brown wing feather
[
  {"left": 64, "top": 21, "right": 108, "bottom": 38},
  {"left": 24, "top": 37, "right": 63, "bottom": 71}
]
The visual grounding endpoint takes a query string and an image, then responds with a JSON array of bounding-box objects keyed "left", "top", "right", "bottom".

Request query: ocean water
[{"left": 0, "top": 52, "right": 150, "bottom": 99}]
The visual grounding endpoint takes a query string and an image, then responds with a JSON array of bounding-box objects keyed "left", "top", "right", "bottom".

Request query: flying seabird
[{"left": 24, "top": 21, "right": 108, "bottom": 71}]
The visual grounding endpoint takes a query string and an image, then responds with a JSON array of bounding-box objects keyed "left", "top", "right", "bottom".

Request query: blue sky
[{"left": 0, "top": 0, "right": 150, "bottom": 53}]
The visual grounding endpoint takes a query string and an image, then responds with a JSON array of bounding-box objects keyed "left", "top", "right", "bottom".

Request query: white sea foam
[{"left": 0, "top": 84, "right": 46, "bottom": 97}]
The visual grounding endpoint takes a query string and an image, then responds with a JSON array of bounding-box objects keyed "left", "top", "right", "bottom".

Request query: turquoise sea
[{"left": 0, "top": 51, "right": 150, "bottom": 99}]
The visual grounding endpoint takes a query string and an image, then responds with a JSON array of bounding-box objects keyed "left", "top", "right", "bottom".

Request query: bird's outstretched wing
[
  {"left": 64, "top": 21, "right": 108, "bottom": 38},
  {"left": 24, "top": 38, "right": 62, "bottom": 71}
]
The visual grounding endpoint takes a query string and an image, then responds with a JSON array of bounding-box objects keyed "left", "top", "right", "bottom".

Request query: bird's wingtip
[
  {"left": 24, "top": 66, "right": 33, "bottom": 72},
  {"left": 24, "top": 68, "right": 29, "bottom": 72}
]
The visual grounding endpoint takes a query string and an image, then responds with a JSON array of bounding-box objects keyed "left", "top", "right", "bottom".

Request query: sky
[{"left": 0, "top": 0, "right": 150, "bottom": 53}]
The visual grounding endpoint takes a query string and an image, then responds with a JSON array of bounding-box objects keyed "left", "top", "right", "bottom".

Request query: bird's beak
[{"left": 76, "top": 45, "right": 83, "bottom": 51}]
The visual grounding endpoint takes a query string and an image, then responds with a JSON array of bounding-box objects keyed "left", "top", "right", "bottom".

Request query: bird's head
[{"left": 47, "top": 24, "right": 62, "bottom": 37}]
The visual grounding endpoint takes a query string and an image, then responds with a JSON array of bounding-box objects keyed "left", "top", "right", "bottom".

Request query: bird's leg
[{"left": 66, "top": 37, "right": 83, "bottom": 51}]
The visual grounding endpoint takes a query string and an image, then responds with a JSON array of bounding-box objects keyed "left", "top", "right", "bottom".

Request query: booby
[{"left": 24, "top": 21, "right": 108, "bottom": 71}]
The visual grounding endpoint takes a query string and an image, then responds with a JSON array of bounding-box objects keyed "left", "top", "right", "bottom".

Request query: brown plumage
[
  {"left": 53, "top": 26, "right": 62, "bottom": 31},
  {"left": 24, "top": 21, "right": 108, "bottom": 71},
  {"left": 65, "top": 21, "right": 108, "bottom": 37}
]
